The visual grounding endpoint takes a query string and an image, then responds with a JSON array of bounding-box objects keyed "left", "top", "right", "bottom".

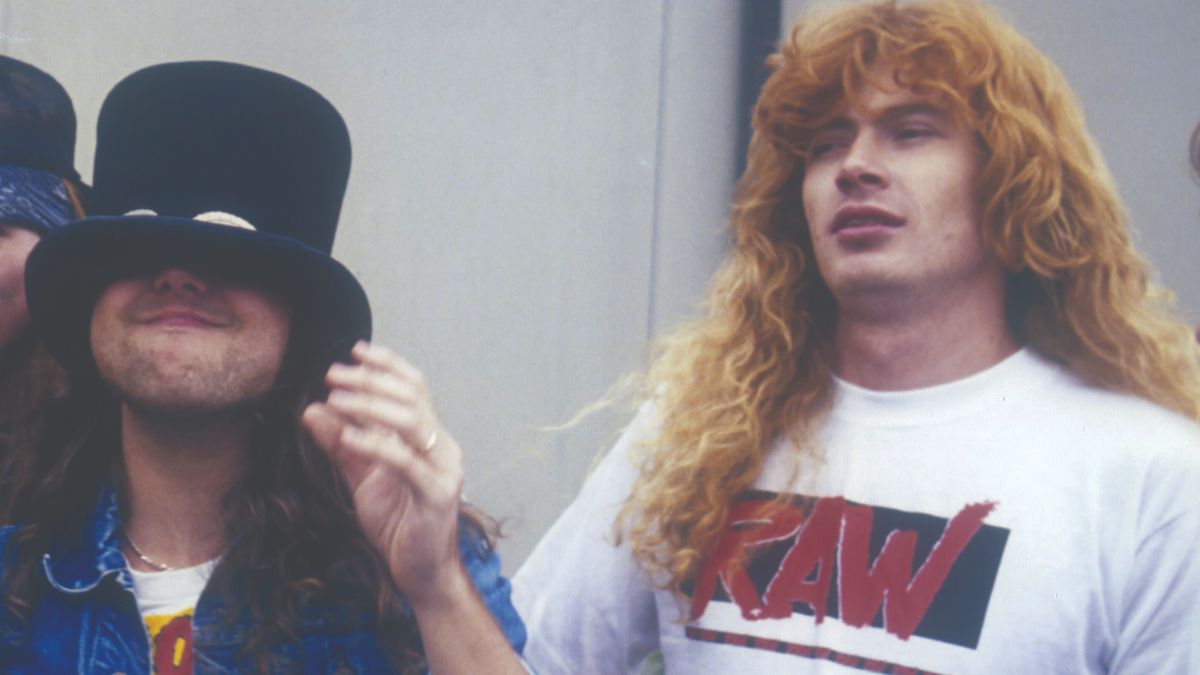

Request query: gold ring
[{"left": 422, "top": 430, "right": 438, "bottom": 454}]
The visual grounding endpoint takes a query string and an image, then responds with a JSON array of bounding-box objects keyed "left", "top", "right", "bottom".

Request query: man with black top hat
[
  {"left": 0, "top": 54, "right": 87, "bottom": 519},
  {"left": 0, "top": 61, "right": 526, "bottom": 673}
]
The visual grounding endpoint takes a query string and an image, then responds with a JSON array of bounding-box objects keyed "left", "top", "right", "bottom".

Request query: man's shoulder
[
  {"left": 1039, "top": 361, "right": 1200, "bottom": 444},
  {"left": 1017, "top": 358, "right": 1200, "bottom": 488}
]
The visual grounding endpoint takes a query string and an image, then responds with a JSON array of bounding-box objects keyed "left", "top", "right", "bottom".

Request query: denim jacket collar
[
  {"left": 41, "top": 482, "right": 131, "bottom": 595},
  {"left": 36, "top": 482, "right": 380, "bottom": 642},
  {"left": 5, "top": 481, "right": 524, "bottom": 670}
]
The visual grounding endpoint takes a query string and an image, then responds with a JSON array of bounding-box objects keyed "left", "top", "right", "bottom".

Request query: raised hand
[{"left": 301, "top": 341, "right": 464, "bottom": 599}]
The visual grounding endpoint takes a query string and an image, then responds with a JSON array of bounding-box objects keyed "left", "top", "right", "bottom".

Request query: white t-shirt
[
  {"left": 128, "top": 559, "right": 218, "bottom": 674},
  {"left": 514, "top": 349, "right": 1200, "bottom": 674}
]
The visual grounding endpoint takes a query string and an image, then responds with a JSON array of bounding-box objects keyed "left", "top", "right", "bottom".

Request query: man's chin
[
  {"left": 118, "top": 389, "right": 267, "bottom": 422},
  {"left": 827, "top": 271, "right": 908, "bottom": 299}
]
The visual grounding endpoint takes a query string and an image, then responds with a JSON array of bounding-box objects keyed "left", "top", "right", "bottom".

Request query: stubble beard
[{"left": 95, "top": 339, "right": 280, "bottom": 422}]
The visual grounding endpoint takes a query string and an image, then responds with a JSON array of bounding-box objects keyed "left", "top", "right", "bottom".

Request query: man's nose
[
  {"left": 151, "top": 267, "right": 208, "bottom": 295},
  {"left": 835, "top": 134, "right": 889, "bottom": 193}
]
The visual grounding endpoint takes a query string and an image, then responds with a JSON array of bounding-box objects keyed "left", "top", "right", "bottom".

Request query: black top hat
[
  {"left": 0, "top": 55, "right": 79, "bottom": 180},
  {"left": 26, "top": 61, "right": 371, "bottom": 377}
]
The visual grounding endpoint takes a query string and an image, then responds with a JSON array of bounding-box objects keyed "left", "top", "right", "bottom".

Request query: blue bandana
[{"left": 0, "top": 164, "right": 74, "bottom": 232}]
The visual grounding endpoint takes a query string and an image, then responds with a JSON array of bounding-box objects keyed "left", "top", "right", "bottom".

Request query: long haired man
[
  {"left": 0, "top": 61, "right": 527, "bottom": 674},
  {"left": 516, "top": 1, "right": 1200, "bottom": 672}
]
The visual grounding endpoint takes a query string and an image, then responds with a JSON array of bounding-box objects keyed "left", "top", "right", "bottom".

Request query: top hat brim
[{"left": 26, "top": 214, "right": 372, "bottom": 380}]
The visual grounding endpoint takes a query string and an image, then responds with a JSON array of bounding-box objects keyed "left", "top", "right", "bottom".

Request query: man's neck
[
  {"left": 832, "top": 282, "right": 1019, "bottom": 391},
  {"left": 119, "top": 404, "right": 252, "bottom": 571}
]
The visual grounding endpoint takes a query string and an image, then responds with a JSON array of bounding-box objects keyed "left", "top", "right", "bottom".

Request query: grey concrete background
[{"left": 3, "top": 1, "right": 1198, "bottom": 572}]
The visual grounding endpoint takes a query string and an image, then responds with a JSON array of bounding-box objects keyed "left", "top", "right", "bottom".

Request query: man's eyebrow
[
  {"left": 876, "top": 102, "right": 951, "bottom": 124},
  {"left": 814, "top": 102, "right": 950, "bottom": 133},
  {"left": 812, "top": 116, "right": 855, "bottom": 133}
]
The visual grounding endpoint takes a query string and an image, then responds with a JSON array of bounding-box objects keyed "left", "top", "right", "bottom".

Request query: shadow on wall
[
  {"left": 1192, "top": 119, "right": 1200, "bottom": 183},
  {"left": 1192, "top": 118, "right": 1199, "bottom": 343}
]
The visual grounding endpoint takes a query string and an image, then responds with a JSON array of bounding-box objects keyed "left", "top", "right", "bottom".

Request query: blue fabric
[
  {"left": 0, "top": 485, "right": 527, "bottom": 673},
  {"left": 0, "top": 164, "right": 73, "bottom": 232}
]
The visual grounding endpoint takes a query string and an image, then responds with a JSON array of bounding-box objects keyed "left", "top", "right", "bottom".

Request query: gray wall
[{"left": 4, "top": 1, "right": 1199, "bottom": 571}]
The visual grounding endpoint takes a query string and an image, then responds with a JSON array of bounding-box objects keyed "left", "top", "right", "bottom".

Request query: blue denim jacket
[{"left": 0, "top": 485, "right": 527, "bottom": 673}]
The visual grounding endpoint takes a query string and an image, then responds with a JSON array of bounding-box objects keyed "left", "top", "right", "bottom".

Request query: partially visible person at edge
[
  {"left": 0, "top": 55, "right": 87, "bottom": 519},
  {"left": 0, "top": 61, "right": 526, "bottom": 673},
  {"left": 514, "top": 1, "right": 1200, "bottom": 673}
]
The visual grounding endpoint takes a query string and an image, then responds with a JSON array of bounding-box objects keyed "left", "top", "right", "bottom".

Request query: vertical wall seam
[
  {"left": 645, "top": 0, "right": 671, "bottom": 343},
  {"left": 736, "top": 0, "right": 782, "bottom": 176}
]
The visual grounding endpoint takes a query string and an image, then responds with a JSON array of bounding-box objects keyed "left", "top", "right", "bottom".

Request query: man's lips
[
  {"left": 832, "top": 205, "right": 905, "bottom": 234},
  {"left": 136, "top": 307, "right": 229, "bottom": 328}
]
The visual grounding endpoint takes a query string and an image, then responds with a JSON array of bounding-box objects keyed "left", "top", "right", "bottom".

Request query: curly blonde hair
[{"left": 619, "top": 0, "right": 1200, "bottom": 598}]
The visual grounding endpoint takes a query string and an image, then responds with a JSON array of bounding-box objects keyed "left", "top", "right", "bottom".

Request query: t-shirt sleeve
[
  {"left": 513, "top": 404, "right": 661, "bottom": 675},
  {"left": 1108, "top": 445, "right": 1200, "bottom": 673}
]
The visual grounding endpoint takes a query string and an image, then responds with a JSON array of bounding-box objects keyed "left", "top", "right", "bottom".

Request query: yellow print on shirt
[{"left": 145, "top": 608, "right": 195, "bottom": 674}]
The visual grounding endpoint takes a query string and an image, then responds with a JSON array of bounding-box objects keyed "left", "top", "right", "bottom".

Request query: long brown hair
[
  {"left": 0, "top": 175, "right": 86, "bottom": 523},
  {"left": 619, "top": 0, "right": 1200, "bottom": 599},
  {"left": 0, "top": 338, "right": 69, "bottom": 521},
  {"left": 1, "top": 329, "right": 491, "bottom": 672}
]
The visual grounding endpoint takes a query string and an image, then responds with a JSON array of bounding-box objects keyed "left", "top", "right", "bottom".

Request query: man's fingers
[
  {"left": 301, "top": 402, "right": 345, "bottom": 450},
  {"left": 351, "top": 341, "right": 427, "bottom": 384},
  {"left": 325, "top": 362, "right": 422, "bottom": 403},
  {"left": 324, "top": 389, "right": 429, "bottom": 449},
  {"left": 337, "top": 425, "right": 462, "bottom": 507},
  {"left": 309, "top": 344, "right": 463, "bottom": 506}
]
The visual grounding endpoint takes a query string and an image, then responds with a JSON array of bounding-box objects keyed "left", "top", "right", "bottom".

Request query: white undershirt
[{"left": 128, "top": 558, "right": 218, "bottom": 619}]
